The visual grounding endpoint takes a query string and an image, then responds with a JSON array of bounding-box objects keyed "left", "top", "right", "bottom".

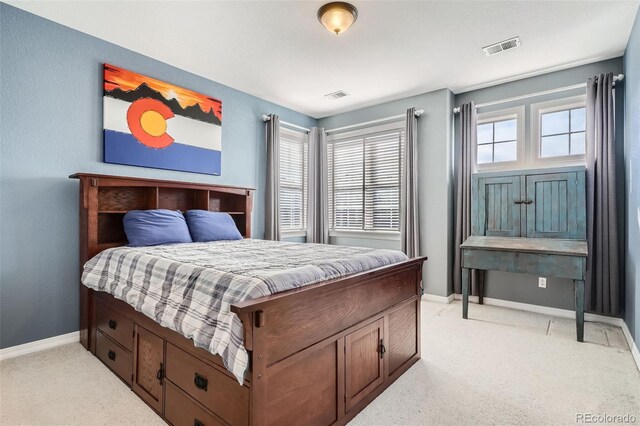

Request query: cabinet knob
[
  {"left": 107, "top": 350, "right": 116, "bottom": 361},
  {"left": 194, "top": 420, "right": 204, "bottom": 426},
  {"left": 108, "top": 319, "right": 117, "bottom": 329},
  {"left": 194, "top": 373, "right": 208, "bottom": 391},
  {"left": 156, "top": 363, "right": 164, "bottom": 384}
]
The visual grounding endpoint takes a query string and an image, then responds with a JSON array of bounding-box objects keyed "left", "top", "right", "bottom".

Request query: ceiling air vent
[
  {"left": 324, "top": 90, "right": 349, "bottom": 100},
  {"left": 482, "top": 37, "right": 521, "bottom": 56}
]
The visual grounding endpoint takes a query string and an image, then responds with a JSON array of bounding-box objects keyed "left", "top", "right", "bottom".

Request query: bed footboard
[{"left": 232, "top": 257, "right": 425, "bottom": 426}]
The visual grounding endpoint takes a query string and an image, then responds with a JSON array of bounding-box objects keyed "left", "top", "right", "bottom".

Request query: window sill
[
  {"left": 329, "top": 229, "right": 401, "bottom": 241},
  {"left": 282, "top": 230, "right": 307, "bottom": 238}
]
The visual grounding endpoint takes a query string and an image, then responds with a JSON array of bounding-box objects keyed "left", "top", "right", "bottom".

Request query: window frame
[
  {"left": 530, "top": 95, "right": 587, "bottom": 168},
  {"left": 326, "top": 120, "right": 404, "bottom": 239},
  {"left": 279, "top": 126, "right": 308, "bottom": 237},
  {"left": 474, "top": 106, "right": 526, "bottom": 172}
]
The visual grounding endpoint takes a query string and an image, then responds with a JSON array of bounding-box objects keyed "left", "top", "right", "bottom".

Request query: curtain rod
[
  {"left": 325, "top": 109, "right": 424, "bottom": 134},
  {"left": 452, "top": 73, "right": 624, "bottom": 114},
  {"left": 261, "top": 114, "right": 311, "bottom": 133}
]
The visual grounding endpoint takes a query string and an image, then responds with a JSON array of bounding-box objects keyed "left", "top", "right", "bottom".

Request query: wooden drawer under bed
[
  {"left": 165, "top": 381, "right": 226, "bottom": 426},
  {"left": 165, "top": 343, "right": 250, "bottom": 426},
  {"left": 95, "top": 330, "right": 132, "bottom": 386},
  {"left": 96, "top": 301, "right": 133, "bottom": 351}
]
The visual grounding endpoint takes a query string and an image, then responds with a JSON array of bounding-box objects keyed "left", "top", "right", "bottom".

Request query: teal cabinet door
[
  {"left": 525, "top": 171, "right": 586, "bottom": 239},
  {"left": 474, "top": 175, "right": 522, "bottom": 237}
]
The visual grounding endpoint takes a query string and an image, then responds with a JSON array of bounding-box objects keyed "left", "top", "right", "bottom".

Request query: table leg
[
  {"left": 462, "top": 267, "right": 469, "bottom": 319},
  {"left": 478, "top": 270, "right": 484, "bottom": 305},
  {"left": 575, "top": 280, "right": 584, "bottom": 342}
]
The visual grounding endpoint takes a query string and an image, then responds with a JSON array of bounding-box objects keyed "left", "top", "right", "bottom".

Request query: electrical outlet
[{"left": 538, "top": 277, "right": 547, "bottom": 288}]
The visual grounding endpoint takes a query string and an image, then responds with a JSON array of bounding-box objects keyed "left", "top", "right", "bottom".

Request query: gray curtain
[
  {"left": 401, "top": 108, "right": 420, "bottom": 257},
  {"left": 453, "top": 102, "right": 481, "bottom": 295},
  {"left": 307, "top": 127, "right": 329, "bottom": 244},
  {"left": 264, "top": 114, "right": 281, "bottom": 241},
  {"left": 585, "top": 73, "right": 620, "bottom": 315}
]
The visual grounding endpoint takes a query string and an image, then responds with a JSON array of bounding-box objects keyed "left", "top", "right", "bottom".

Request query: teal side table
[{"left": 460, "top": 236, "right": 588, "bottom": 342}]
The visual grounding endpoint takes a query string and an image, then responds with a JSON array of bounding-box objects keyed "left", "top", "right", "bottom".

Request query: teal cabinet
[
  {"left": 472, "top": 168, "right": 586, "bottom": 239},
  {"left": 526, "top": 172, "right": 586, "bottom": 239},
  {"left": 473, "top": 176, "right": 522, "bottom": 237}
]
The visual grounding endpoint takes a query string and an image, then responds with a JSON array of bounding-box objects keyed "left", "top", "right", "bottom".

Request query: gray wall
[
  {"left": 319, "top": 89, "right": 455, "bottom": 298},
  {"left": 0, "top": 4, "right": 316, "bottom": 349},
  {"left": 623, "top": 9, "right": 640, "bottom": 344},
  {"left": 454, "top": 58, "right": 625, "bottom": 311}
]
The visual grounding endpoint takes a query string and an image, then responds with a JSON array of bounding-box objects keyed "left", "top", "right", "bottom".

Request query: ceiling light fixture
[{"left": 317, "top": 2, "right": 358, "bottom": 35}]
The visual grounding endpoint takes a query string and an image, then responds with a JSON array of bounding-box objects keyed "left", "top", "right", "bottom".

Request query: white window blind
[
  {"left": 279, "top": 129, "right": 308, "bottom": 232},
  {"left": 328, "top": 125, "right": 404, "bottom": 232}
]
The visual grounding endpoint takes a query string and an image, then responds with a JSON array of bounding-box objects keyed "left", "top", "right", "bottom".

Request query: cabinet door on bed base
[
  {"left": 133, "top": 325, "right": 165, "bottom": 414},
  {"left": 345, "top": 318, "right": 385, "bottom": 412},
  {"left": 386, "top": 298, "right": 419, "bottom": 378}
]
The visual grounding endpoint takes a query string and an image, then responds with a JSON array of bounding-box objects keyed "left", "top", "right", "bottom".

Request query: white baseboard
[
  {"left": 620, "top": 321, "right": 640, "bottom": 373},
  {"left": 0, "top": 331, "right": 79, "bottom": 362},
  {"left": 422, "top": 293, "right": 455, "bottom": 304}
]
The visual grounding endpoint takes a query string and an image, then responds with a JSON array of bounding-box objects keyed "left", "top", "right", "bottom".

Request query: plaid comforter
[{"left": 82, "top": 239, "right": 407, "bottom": 383}]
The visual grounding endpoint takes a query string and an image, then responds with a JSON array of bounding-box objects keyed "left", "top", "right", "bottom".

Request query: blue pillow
[
  {"left": 184, "top": 210, "right": 243, "bottom": 242},
  {"left": 123, "top": 209, "right": 193, "bottom": 247}
]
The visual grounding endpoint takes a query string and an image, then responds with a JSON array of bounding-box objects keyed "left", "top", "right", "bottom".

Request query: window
[
  {"left": 475, "top": 106, "right": 525, "bottom": 171},
  {"left": 474, "top": 96, "right": 587, "bottom": 171},
  {"left": 477, "top": 119, "right": 517, "bottom": 164},
  {"left": 531, "top": 95, "right": 586, "bottom": 166},
  {"left": 279, "top": 128, "right": 308, "bottom": 234},
  {"left": 327, "top": 122, "right": 404, "bottom": 235}
]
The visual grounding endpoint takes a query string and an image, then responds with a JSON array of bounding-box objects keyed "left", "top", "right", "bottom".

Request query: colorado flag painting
[{"left": 103, "top": 64, "right": 222, "bottom": 175}]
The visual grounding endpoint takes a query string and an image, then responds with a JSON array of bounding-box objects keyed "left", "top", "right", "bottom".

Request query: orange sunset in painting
[
  {"left": 104, "top": 64, "right": 222, "bottom": 121},
  {"left": 103, "top": 64, "right": 223, "bottom": 176}
]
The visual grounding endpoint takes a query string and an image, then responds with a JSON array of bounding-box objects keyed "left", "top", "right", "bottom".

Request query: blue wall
[
  {"left": 0, "top": 4, "right": 316, "bottom": 349},
  {"left": 623, "top": 8, "right": 640, "bottom": 345},
  {"left": 455, "top": 58, "right": 625, "bottom": 311}
]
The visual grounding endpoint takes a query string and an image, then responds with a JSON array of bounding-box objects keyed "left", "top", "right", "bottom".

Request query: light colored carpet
[{"left": 1, "top": 301, "right": 638, "bottom": 426}]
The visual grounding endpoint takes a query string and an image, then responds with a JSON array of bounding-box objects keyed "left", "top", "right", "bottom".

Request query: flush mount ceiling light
[{"left": 317, "top": 2, "right": 358, "bottom": 35}]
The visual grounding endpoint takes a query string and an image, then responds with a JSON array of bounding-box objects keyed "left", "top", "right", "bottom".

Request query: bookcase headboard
[{"left": 70, "top": 173, "right": 254, "bottom": 263}]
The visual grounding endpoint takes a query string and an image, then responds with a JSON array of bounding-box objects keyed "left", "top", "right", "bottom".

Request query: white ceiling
[{"left": 8, "top": 0, "right": 639, "bottom": 118}]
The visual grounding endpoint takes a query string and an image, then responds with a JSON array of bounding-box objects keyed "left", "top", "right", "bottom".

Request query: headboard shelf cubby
[{"left": 70, "top": 173, "right": 254, "bottom": 262}]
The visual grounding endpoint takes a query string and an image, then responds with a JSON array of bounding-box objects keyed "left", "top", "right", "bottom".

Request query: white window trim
[
  {"left": 530, "top": 95, "right": 586, "bottom": 168},
  {"left": 279, "top": 127, "right": 308, "bottom": 236},
  {"left": 475, "top": 105, "right": 526, "bottom": 172},
  {"left": 328, "top": 229, "right": 400, "bottom": 241},
  {"left": 281, "top": 230, "right": 307, "bottom": 238},
  {"left": 326, "top": 119, "right": 404, "bottom": 235}
]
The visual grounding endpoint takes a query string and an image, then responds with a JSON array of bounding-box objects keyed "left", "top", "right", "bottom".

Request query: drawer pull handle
[
  {"left": 194, "top": 420, "right": 204, "bottom": 426},
  {"left": 194, "top": 373, "right": 208, "bottom": 391},
  {"left": 108, "top": 319, "right": 117, "bottom": 329},
  {"left": 523, "top": 199, "right": 533, "bottom": 205},
  {"left": 157, "top": 363, "right": 164, "bottom": 384},
  {"left": 514, "top": 200, "right": 524, "bottom": 205},
  {"left": 107, "top": 350, "right": 116, "bottom": 361}
]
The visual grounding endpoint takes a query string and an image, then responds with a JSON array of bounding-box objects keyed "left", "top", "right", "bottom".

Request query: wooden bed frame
[{"left": 71, "top": 173, "right": 426, "bottom": 426}]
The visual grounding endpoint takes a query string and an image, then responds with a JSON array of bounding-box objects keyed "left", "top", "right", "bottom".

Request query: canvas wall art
[{"left": 103, "top": 64, "right": 222, "bottom": 175}]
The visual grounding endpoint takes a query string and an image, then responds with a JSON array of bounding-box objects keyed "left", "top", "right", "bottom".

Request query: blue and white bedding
[{"left": 82, "top": 239, "right": 408, "bottom": 384}]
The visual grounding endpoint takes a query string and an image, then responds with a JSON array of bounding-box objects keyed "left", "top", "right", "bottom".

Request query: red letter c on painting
[{"left": 127, "top": 98, "right": 175, "bottom": 149}]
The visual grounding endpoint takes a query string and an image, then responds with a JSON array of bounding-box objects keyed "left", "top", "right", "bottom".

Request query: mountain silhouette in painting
[{"left": 105, "top": 83, "right": 221, "bottom": 126}]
